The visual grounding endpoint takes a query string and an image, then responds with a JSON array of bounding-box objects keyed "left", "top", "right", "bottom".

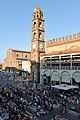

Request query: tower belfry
[
  {"left": 33, "top": 5, "right": 43, "bottom": 19},
  {"left": 31, "top": 5, "right": 45, "bottom": 85}
]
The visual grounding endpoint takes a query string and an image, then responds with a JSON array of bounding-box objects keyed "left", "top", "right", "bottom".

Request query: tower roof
[{"left": 34, "top": 5, "right": 42, "bottom": 13}]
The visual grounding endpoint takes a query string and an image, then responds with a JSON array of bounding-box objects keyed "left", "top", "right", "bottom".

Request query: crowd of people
[
  {"left": 0, "top": 85, "right": 30, "bottom": 119},
  {"left": 0, "top": 74, "right": 80, "bottom": 120},
  {"left": 26, "top": 85, "right": 80, "bottom": 115}
]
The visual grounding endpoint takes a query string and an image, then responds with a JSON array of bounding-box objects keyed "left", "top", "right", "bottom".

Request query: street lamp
[
  {"left": 50, "top": 63, "right": 52, "bottom": 85},
  {"left": 60, "top": 76, "right": 62, "bottom": 84},
  {"left": 33, "top": 72, "right": 36, "bottom": 89},
  {"left": 43, "top": 74, "right": 46, "bottom": 85}
]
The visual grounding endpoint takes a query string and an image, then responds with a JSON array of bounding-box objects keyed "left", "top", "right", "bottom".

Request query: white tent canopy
[{"left": 51, "top": 84, "right": 79, "bottom": 90}]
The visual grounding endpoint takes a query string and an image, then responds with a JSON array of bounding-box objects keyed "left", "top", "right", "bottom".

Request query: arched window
[
  {"left": 34, "top": 33, "right": 36, "bottom": 39},
  {"left": 34, "top": 22, "right": 36, "bottom": 28},
  {"left": 39, "top": 22, "right": 42, "bottom": 28},
  {"left": 25, "top": 55, "right": 27, "bottom": 58},
  {"left": 16, "top": 54, "right": 19, "bottom": 57},
  {"left": 39, "top": 33, "right": 42, "bottom": 39},
  {"left": 37, "top": 15, "right": 38, "bottom": 18}
]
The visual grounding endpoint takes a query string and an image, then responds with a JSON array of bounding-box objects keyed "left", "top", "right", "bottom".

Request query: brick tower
[{"left": 31, "top": 5, "right": 45, "bottom": 85}]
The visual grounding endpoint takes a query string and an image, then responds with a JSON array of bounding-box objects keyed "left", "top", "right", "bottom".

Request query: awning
[{"left": 51, "top": 84, "right": 79, "bottom": 90}]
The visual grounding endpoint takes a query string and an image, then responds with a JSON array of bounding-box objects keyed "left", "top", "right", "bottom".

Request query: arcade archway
[
  {"left": 61, "top": 71, "right": 71, "bottom": 83},
  {"left": 51, "top": 71, "right": 60, "bottom": 84},
  {"left": 72, "top": 71, "right": 80, "bottom": 83},
  {"left": 43, "top": 70, "right": 50, "bottom": 85}
]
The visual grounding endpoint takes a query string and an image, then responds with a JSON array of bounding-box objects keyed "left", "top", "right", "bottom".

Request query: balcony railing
[{"left": 41, "top": 66, "right": 80, "bottom": 70}]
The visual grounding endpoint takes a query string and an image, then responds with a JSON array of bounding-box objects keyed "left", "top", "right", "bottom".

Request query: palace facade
[{"left": 40, "top": 33, "right": 80, "bottom": 86}]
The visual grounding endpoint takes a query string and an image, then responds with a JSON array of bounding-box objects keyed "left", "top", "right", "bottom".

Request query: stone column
[
  {"left": 60, "top": 76, "right": 62, "bottom": 84},
  {"left": 70, "top": 76, "right": 72, "bottom": 85},
  {"left": 71, "top": 55, "right": 72, "bottom": 69},
  {"left": 40, "top": 75, "right": 44, "bottom": 85},
  {"left": 59, "top": 56, "right": 61, "bottom": 69}
]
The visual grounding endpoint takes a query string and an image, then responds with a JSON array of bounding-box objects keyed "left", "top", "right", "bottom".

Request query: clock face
[
  {"left": 33, "top": 44, "right": 36, "bottom": 49},
  {"left": 39, "top": 44, "right": 43, "bottom": 49}
]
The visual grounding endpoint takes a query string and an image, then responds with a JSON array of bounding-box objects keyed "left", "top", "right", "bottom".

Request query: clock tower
[{"left": 31, "top": 5, "right": 45, "bottom": 84}]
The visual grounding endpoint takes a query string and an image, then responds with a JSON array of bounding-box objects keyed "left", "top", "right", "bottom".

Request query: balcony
[{"left": 41, "top": 65, "right": 80, "bottom": 70}]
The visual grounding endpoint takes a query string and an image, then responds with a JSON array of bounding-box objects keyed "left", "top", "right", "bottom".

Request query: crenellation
[
  {"left": 69, "top": 35, "right": 72, "bottom": 40},
  {"left": 73, "top": 34, "right": 76, "bottom": 39},
  {"left": 56, "top": 38, "right": 58, "bottom": 43},
  {"left": 46, "top": 32, "right": 80, "bottom": 47},
  {"left": 50, "top": 40, "right": 52, "bottom": 44},
  {"left": 48, "top": 41, "right": 50, "bottom": 45},
  {"left": 59, "top": 38, "right": 61, "bottom": 42},
  {"left": 49, "top": 40, "right": 51, "bottom": 44},
  {"left": 77, "top": 33, "right": 80, "bottom": 38},
  {"left": 47, "top": 40, "right": 50, "bottom": 45},
  {"left": 56, "top": 38, "right": 60, "bottom": 43},
  {"left": 65, "top": 36, "right": 68, "bottom": 41},
  {"left": 62, "top": 37, "right": 64, "bottom": 42},
  {"left": 51, "top": 39, "right": 55, "bottom": 44}
]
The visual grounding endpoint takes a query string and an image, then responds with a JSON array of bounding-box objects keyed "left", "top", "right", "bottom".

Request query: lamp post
[
  {"left": 50, "top": 63, "right": 52, "bottom": 85},
  {"left": 33, "top": 72, "right": 36, "bottom": 89},
  {"left": 60, "top": 76, "right": 62, "bottom": 84},
  {"left": 70, "top": 77, "right": 72, "bottom": 85},
  {"left": 43, "top": 74, "right": 46, "bottom": 85}
]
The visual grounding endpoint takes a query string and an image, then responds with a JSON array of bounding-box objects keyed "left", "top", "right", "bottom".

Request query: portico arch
[
  {"left": 43, "top": 70, "right": 50, "bottom": 84},
  {"left": 61, "top": 71, "right": 71, "bottom": 83},
  {"left": 43, "top": 70, "right": 50, "bottom": 76},
  {"left": 51, "top": 71, "right": 60, "bottom": 82},
  {"left": 72, "top": 71, "right": 80, "bottom": 83}
]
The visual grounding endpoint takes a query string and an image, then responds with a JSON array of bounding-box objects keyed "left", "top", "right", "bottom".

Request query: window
[
  {"left": 34, "top": 22, "right": 36, "bottom": 28},
  {"left": 37, "top": 15, "right": 38, "bottom": 18},
  {"left": 39, "top": 33, "right": 42, "bottom": 39},
  {"left": 16, "top": 54, "right": 19, "bottom": 57},
  {"left": 34, "top": 33, "right": 36, "bottom": 39},
  {"left": 25, "top": 55, "right": 27, "bottom": 58},
  {"left": 39, "top": 22, "right": 42, "bottom": 28}
]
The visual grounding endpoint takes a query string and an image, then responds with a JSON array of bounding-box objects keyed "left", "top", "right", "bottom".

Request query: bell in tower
[{"left": 31, "top": 5, "right": 45, "bottom": 87}]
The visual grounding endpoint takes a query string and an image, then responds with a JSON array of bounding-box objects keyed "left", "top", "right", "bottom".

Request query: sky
[{"left": 0, "top": 0, "right": 80, "bottom": 62}]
